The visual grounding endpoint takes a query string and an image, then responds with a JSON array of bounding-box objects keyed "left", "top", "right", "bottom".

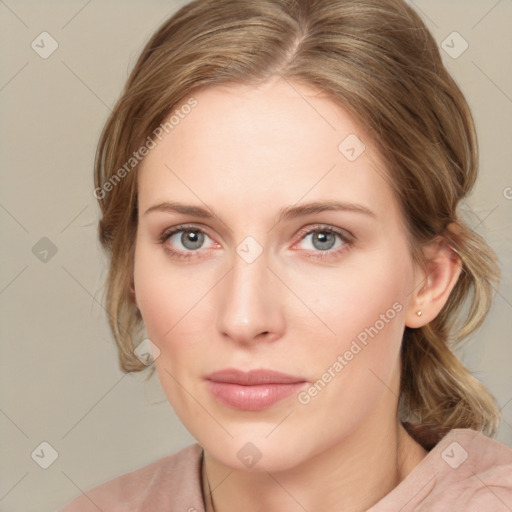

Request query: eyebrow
[{"left": 143, "top": 200, "right": 376, "bottom": 224}]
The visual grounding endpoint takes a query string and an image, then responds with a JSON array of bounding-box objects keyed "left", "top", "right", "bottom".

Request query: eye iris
[
  {"left": 181, "top": 230, "right": 204, "bottom": 250},
  {"left": 312, "top": 231, "right": 336, "bottom": 250}
]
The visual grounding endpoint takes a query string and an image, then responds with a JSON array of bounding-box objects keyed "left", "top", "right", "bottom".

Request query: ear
[{"left": 405, "top": 235, "right": 462, "bottom": 328}]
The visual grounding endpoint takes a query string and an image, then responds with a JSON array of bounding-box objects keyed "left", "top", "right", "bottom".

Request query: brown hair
[{"left": 94, "top": 0, "right": 500, "bottom": 443}]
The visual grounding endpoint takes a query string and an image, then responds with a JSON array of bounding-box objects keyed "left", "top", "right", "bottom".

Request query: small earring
[{"left": 416, "top": 310, "right": 422, "bottom": 317}]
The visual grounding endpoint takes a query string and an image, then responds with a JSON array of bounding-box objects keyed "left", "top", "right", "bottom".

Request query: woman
[{"left": 58, "top": 0, "right": 512, "bottom": 510}]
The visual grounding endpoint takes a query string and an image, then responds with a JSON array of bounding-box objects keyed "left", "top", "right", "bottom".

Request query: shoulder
[
  {"left": 56, "top": 443, "right": 205, "bottom": 512},
  {"left": 421, "top": 428, "right": 512, "bottom": 511},
  {"left": 370, "top": 428, "right": 512, "bottom": 512}
]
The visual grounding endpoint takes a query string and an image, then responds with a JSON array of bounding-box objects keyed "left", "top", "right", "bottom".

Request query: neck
[{"left": 202, "top": 418, "right": 427, "bottom": 512}]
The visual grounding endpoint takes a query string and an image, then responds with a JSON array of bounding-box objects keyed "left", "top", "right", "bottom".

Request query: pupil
[{"left": 314, "top": 232, "right": 335, "bottom": 250}]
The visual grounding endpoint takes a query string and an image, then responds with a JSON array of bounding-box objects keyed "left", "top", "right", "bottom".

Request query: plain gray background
[{"left": 0, "top": 1, "right": 511, "bottom": 511}]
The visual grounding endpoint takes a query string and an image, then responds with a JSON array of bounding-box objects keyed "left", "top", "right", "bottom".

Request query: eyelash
[{"left": 158, "top": 223, "right": 354, "bottom": 261}]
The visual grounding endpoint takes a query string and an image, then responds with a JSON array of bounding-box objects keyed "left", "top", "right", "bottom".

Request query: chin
[
  {"left": 209, "top": 442, "right": 305, "bottom": 473},
  {"left": 196, "top": 427, "right": 318, "bottom": 473}
]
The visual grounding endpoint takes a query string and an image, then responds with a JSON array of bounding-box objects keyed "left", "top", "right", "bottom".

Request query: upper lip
[{"left": 205, "top": 368, "right": 306, "bottom": 385}]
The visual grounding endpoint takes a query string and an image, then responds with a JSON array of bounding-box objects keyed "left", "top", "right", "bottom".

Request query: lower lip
[{"left": 206, "top": 381, "right": 306, "bottom": 411}]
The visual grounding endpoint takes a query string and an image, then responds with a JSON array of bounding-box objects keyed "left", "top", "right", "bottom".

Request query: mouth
[{"left": 204, "top": 368, "right": 308, "bottom": 411}]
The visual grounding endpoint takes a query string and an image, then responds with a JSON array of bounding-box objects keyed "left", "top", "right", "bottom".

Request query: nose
[{"left": 215, "top": 251, "right": 285, "bottom": 346}]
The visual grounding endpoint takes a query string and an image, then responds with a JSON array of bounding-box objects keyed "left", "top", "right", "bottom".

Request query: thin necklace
[{"left": 202, "top": 450, "right": 216, "bottom": 512}]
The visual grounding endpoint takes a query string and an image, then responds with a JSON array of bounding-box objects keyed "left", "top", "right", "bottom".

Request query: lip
[{"left": 205, "top": 368, "right": 308, "bottom": 411}]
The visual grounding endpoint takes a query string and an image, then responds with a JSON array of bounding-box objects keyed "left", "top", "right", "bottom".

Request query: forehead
[{"left": 137, "top": 79, "right": 399, "bottom": 223}]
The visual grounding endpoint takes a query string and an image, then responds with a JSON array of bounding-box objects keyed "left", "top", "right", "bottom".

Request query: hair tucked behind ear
[
  {"left": 94, "top": 0, "right": 501, "bottom": 442},
  {"left": 401, "top": 224, "right": 500, "bottom": 447}
]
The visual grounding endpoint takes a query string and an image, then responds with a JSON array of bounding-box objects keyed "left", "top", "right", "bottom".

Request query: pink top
[{"left": 57, "top": 428, "right": 512, "bottom": 511}]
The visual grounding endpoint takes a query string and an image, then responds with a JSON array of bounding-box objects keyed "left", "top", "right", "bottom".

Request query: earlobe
[{"left": 405, "top": 239, "right": 462, "bottom": 328}]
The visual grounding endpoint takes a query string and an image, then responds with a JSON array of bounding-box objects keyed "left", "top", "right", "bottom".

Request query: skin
[{"left": 133, "top": 78, "right": 461, "bottom": 511}]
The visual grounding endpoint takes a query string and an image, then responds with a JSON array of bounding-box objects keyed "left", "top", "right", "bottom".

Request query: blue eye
[
  {"left": 301, "top": 230, "right": 342, "bottom": 251},
  {"left": 171, "top": 229, "right": 207, "bottom": 251},
  {"left": 159, "top": 225, "right": 214, "bottom": 260},
  {"left": 159, "top": 224, "right": 353, "bottom": 261},
  {"left": 296, "top": 226, "right": 352, "bottom": 260}
]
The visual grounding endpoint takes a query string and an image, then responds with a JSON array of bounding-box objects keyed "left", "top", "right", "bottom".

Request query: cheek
[
  {"left": 296, "top": 252, "right": 410, "bottom": 337},
  {"left": 133, "top": 241, "right": 218, "bottom": 413},
  {"left": 290, "top": 244, "right": 413, "bottom": 388},
  {"left": 133, "top": 240, "right": 204, "bottom": 340},
  {"left": 288, "top": 257, "right": 411, "bottom": 446},
  {"left": 133, "top": 244, "right": 206, "bottom": 415},
  {"left": 133, "top": 268, "right": 175, "bottom": 341}
]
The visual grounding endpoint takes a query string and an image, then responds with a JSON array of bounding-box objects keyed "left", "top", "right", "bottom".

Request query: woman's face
[{"left": 134, "top": 78, "right": 420, "bottom": 471}]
